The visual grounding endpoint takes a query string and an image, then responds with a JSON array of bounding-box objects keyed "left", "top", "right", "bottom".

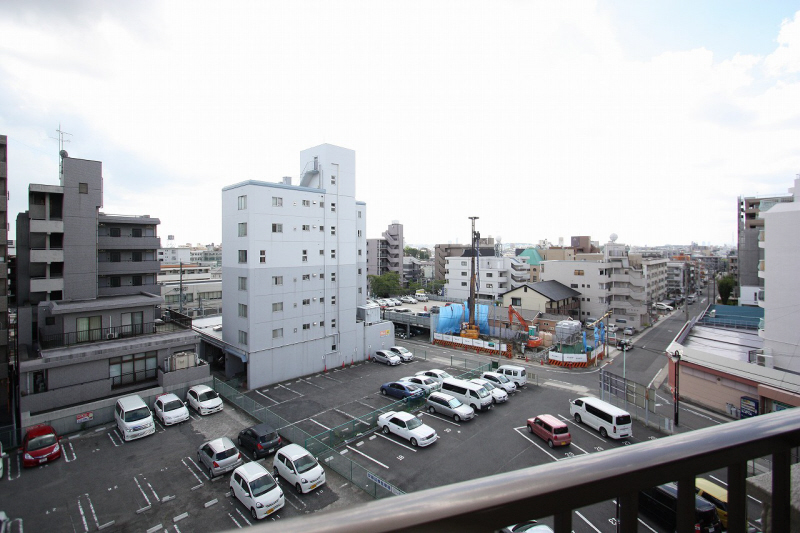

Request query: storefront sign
[
  {"left": 740, "top": 396, "right": 759, "bottom": 418},
  {"left": 76, "top": 411, "right": 93, "bottom": 424}
]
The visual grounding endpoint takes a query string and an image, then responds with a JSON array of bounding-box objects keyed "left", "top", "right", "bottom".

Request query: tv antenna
[{"left": 50, "top": 123, "right": 72, "bottom": 154}]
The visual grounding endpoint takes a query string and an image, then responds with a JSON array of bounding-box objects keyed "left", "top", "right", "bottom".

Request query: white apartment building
[
  {"left": 221, "top": 144, "right": 372, "bottom": 389},
  {"left": 759, "top": 176, "right": 800, "bottom": 373},
  {"left": 158, "top": 246, "right": 192, "bottom": 263},
  {"left": 540, "top": 240, "right": 650, "bottom": 330},
  {"left": 444, "top": 252, "right": 528, "bottom": 301}
]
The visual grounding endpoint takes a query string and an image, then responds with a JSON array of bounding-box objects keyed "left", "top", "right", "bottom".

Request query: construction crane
[
  {"left": 508, "top": 305, "right": 542, "bottom": 348},
  {"left": 460, "top": 217, "right": 480, "bottom": 340}
]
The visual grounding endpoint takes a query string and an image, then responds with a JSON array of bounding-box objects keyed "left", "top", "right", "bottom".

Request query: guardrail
[{"left": 237, "top": 407, "right": 800, "bottom": 533}]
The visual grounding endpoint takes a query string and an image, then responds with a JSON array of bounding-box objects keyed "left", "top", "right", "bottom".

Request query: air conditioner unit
[
  {"left": 756, "top": 354, "right": 774, "bottom": 368},
  {"left": 107, "top": 332, "right": 118, "bottom": 340}
]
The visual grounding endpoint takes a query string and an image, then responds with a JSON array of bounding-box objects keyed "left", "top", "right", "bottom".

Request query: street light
[{"left": 668, "top": 350, "right": 683, "bottom": 426}]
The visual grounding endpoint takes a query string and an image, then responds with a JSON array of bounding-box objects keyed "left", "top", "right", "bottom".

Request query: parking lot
[{"left": 1, "top": 400, "right": 370, "bottom": 532}]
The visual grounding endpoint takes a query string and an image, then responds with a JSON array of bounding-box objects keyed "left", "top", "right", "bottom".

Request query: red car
[
  {"left": 22, "top": 424, "right": 62, "bottom": 467},
  {"left": 527, "top": 414, "right": 571, "bottom": 448}
]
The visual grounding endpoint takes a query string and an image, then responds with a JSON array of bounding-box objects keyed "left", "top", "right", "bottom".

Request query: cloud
[{"left": 764, "top": 11, "right": 800, "bottom": 76}]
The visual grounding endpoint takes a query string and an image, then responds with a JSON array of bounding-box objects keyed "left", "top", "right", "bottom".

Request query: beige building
[{"left": 500, "top": 281, "right": 581, "bottom": 319}]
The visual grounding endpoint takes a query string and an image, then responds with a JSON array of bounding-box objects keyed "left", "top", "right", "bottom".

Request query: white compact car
[
  {"left": 230, "top": 462, "right": 284, "bottom": 520},
  {"left": 374, "top": 350, "right": 402, "bottom": 366},
  {"left": 480, "top": 372, "right": 517, "bottom": 394},
  {"left": 470, "top": 378, "right": 508, "bottom": 404},
  {"left": 186, "top": 385, "right": 224, "bottom": 415},
  {"left": 377, "top": 411, "right": 438, "bottom": 447},
  {"left": 399, "top": 375, "right": 441, "bottom": 394},
  {"left": 273, "top": 444, "right": 326, "bottom": 494},
  {"left": 153, "top": 393, "right": 190, "bottom": 426},
  {"left": 415, "top": 369, "right": 453, "bottom": 384},
  {"left": 388, "top": 346, "right": 414, "bottom": 362}
]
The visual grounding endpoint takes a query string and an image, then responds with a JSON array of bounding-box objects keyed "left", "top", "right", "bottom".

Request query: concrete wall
[
  {"left": 61, "top": 157, "right": 102, "bottom": 300},
  {"left": 677, "top": 363, "right": 758, "bottom": 416}
]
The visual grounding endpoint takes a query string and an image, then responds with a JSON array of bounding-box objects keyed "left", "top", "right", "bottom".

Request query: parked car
[
  {"left": 426, "top": 392, "right": 474, "bottom": 422},
  {"left": 373, "top": 349, "right": 401, "bottom": 366},
  {"left": 655, "top": 302, "right": 674, "bottom": 311},
  {"left": 430, "top": 306, "right": 440, "bottom": 313},
  {"left": 388, "top": 298, "right": 402, "bottom": 306},
  {"left": 623, "top": 327, "right": 635, "bottom": 336},
  {"left": 399, "top": 375, "right": 441, "bottom": 394},
  {"left": 400, "top": 296, "right": 417, "bottom": 304},
  {"left": 639, "top": 482, "right": 722, "bottom": 533},
  {"left": 616, "top": 338, "right": 634, "bottom": 350},
  {"left": 114, "top": 394, "right": 156, "bottom": 442},
  {"left": 230, "top": 462, "right": 284, "bottom": 520},
  {"left": 197, "top": 437, "right": 243, "bottom": 478},
  {"left": 499, "top": 521, "right": 554, "bottom": 533},
  {"left": 415, "top": 293, "right": 429, "bottom": 302},
  {"left": 376, "top": 299, "right": 389, "bottom": 308},
  {"left": 695, "top": 477, "right": 729, "bottom": 529},
  {"left": 480, "top": 371, "right": 517, "bottom": 394},
  {"left": 273, "top": 444, "right": 326, "bottom": 494},
  {"left": 238, "top": 423, "right": 282, "bottom": 458},
  {"left": 415, "top": 368, "right": 453, "bottom": 383},
  {"left": 527, "top": 414, "right": 571, "bottom": 448},
  {"left": 607, "top": 324, "right": 619, "bottom": 333},
  {"left": 186, "top": 385, "right": 224, "bottom": 415},
  {"left": 0, "top": 441, "right": 5, "bottom": 477},
  {"left": 22, "top": 424, "right": 62, "bottom": 467},
  {"left": 153, "top": 393, "right": 190, "bottom": 426},
  {"left": 380, "top": 381, "right": 425, "bottom": 401},
  {"left": 470, "top": 378, "right": 508, "bottom": 404},
  {"left": 388, "top": 346, "right": 414, "bottom": 362},
  {"left": 377, "top": 411, "right": 438, "bottom": 447}
]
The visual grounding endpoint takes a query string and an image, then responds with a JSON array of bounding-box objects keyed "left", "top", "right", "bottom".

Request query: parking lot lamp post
[{"left": 669, "top": 350, "right": 682, "bottom": 427}]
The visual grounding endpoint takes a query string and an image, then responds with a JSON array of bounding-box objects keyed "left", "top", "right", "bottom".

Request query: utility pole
[
  {"left": 685, "top": 264, "right": 689, "bottom": 322},
  {"left": 179, "top": 261, "right": 184, "bottom": 315},
  {"left": 467, "top": 217, "right": 479, "bottom": 335}
]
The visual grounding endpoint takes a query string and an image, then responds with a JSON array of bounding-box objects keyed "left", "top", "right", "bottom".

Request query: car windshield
[
  {"left": 447, "top": 398, "right": 463, "bottom": 408},
  {"left": 476, "top": 387, "right": 489, "bottom": 398},
  {"left": 396, "top": 347, "right": 409, "bottom": 354},
  {"left": 495, "top": 374, "right": 510, "bottom": 383},
  {"left": 164, "top": 400, "right": 184, "bottom": 412},
  {"left": 439, "top": 371, "right": 452, "bottom": 379},
  {"left": 250, "top": 473, "right": 278, "bottom": 497},
  {"left": 28, "top": 433, "right": 57, "bottom": 451},
  {"left": 482, "top": 381, "right": 496, "bottom": 391},
  {"left": 199, "top": 390, "right": 219, "bottom": 402},
  {"left": 294, "top": 454, "right": 319, "bottom": 474},
  {"left": 406, "top": 417, "right": 423, "bottom": 430},
  {"left": 124, "top": 407, "right": 151, "bottom": 423}
]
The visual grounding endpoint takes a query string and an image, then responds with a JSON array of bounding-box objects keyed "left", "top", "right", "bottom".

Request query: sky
[{"left": 2, "top": 1, "right": 799, "bottom": 249}]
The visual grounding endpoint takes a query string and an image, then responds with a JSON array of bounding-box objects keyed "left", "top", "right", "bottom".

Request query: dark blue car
[{"left": 380, "top": 381, "right": 425, "bottom": 401}]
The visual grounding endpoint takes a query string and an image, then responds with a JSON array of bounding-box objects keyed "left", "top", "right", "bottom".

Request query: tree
[
  {"left": 368, "top": 272, "right": 402, "bottom": 297},
  {"left": 717, "top": 275, "right": 736, "bottom": 305},
  {"left": 404, "top": 246, "right": 430, "bottom": 261}
]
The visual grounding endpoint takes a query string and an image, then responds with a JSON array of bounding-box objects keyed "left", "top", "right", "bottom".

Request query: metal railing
[
  {"left": 241, "top": 408, "right": 800, "bottom": 533},
  {"left": 39, "top": 319, "right": 191, "bottom": 350}
]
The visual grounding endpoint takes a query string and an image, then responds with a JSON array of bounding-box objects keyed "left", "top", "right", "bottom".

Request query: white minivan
[
  {"left": 440, "top": 378, "right": 492, "bottom": 412},
  {"left": 114, "top": 394, "right": 156, "bottom": 442},
  {"left": 496, "top": 365, "right": 527, "bottom": 387},
  {"left": 569, "top": 396, "right": 632, "bottom": 439}
]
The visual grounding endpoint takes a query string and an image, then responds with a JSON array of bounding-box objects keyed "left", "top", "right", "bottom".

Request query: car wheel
[
  {"left": 600, "top": 427, "right": 608, "bottom": 438},
  {"left": 428, "top": 406, "right": 436, "bottom": 414},
  {"left": 251, "top": 507, "right": 258, "bottom": 520},
  {"left": 454, "top": 414, "right": 461, "bottom": 423},
  {"left": 208, "top": 465, "right": 214, "bottom": 479},
  {"left": 548, "top": 439, "right": 554, "bottom": 449},
  {"left": 238, "top": 437, "right": 242, "bottom": 446},
  {"left": 528, "top": 424, "right": 533, "bottom": 433},
  {"left": 296, "top": 482, "right": 303, "bottom": 494},
  {"left": 382, "top": 425, "right": 390, "bottom": 435},
  {"left": 410, "top": 438, "right": 418, "bottom": 447},
  {"left": 381, "top": 389, "right": 387, "bottom": 395},
  {"left": 273, "top": 466, "right": 280, "bottom": 479},
  {"left": 574, "top": 413, "right": 582, "bottom": 424}
]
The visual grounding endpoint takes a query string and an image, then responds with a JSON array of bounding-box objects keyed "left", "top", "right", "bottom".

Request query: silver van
[
  {"left": 114, "top": 395, "right": 155, "bottom": 442},
  {"left": 441, "top": 378, "right": 492, "bottom": 412},
  {"left": 426, "top": 392, "right": 474, "bottom": 422}
]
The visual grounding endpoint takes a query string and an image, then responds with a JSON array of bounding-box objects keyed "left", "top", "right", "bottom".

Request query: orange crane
[{"left": 508, "top": 305, "right": 542, "bottom": 348}]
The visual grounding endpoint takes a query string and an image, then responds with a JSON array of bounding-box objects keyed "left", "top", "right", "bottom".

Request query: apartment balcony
[
  {"left": 98, "top": 259, "right": 160, "bottom": 276},
  {"left": 30, "top": 248, "right": 64, "bottom": 264},
  {"left": 98, "top": 283, "right": 160, "bottom": 297},
  {"left": 30, "top": 219, "right": 64, "bottom": 234},
  {"left": 758, "top": 260, "right": 765, "bottom": 279},
  {"left": 97, "top": 235, "right": 161, "bottom": 250},
  {"left": 30, "top": 276, "right": 64, "bottom": 293},
  {"left": 758, "top": 229, "right": 765, "bottom": 248},
  {"left": 39, "top": 316, "right": 192, "bottom": 351}
]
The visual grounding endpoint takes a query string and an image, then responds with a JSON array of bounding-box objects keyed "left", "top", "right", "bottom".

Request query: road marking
[
  {"left": 255, "top": 390, "right": 278, "bottom": 404},
  {"left": 345, "top": 445, "right": 389, "bottom": 469},
  {"left": 81, "top": 493, "right": 115, "bottom": 530},
  {"left": 334, "top": 408, "right": 371, "bottom": 426},
  {"left": 570, "top": 442, "right": 590, "bottom": 455},
  {"left": 356, "top": 400, "right": 376, "bottom": 409},
  {"left": 299, "top": 377, "right": 324, "bottom": 389},
  {"left": 64, "top": 442, "right": 77, "bottom": 462},
  {"left": 174, "top": 524, "right": 182, "bottom": 533},
  {"left": 420, "top": 412, "right": 461, "bottom": 427},
  {"left": 707, "top": 475, "right": 763, "bottom": 503},
  {"left": 173, "top": 512, "right": 188, "bottom": 523},
  {"left": 154, "top": 419, "right": 166, "bottom": 432},
  {"left": 513, "top": 427, "right": 559, "bottom": 461},
  {"left": 77, "top": 496, "right": 89, "bottom": 532},
  {"left": 638, "top": 518, "right": 658, "bottom": 532},
  {"left": 376, "top": 433, "right": 417, "bottom": 452},
  {"left": 134, "top": 476, "right": 153, "bottom": 512},
  {"left": 188, "top": 456, "right": 210, "bottom": 480},
  {"left": 575, "top": 510, "right": 601, "bottom": 532},
  {"left": 556, "top": 414, "right": 608, "bottom": 443},
  {"left": 146, "top": 525, "right": 162, "bottom": 533},
  {"left": 228, "top": 513, "right": 242, "bottom": 528},
  {"left": 107, "top": 431, "right": 122, "bottom": 447},
  {"left": 310, "top": 419, "right": 331, "bottom": 430},
  {"left": 320, "top": 373, "right": 343, "bottom": 383},
  {"left": 234, "top": 508, "right": 252, "bottom": 526},
  {"left": 277, "top": 383, "right": 304, "bottom": 396},
  {"left": 204, "top": 499, "right": 218, "bottom": 508},
  {"left": 181, "top": 458, "right": 204, "bottom": 489},
  {"left": 147, "top": 479, "right": 160, "bottom": 501}
]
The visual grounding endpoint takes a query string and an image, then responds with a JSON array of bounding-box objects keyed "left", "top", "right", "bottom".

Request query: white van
[
  {"left": 440, "top": 378, "right": 493, "bottom": 412},
  {"left": 496, "top": 365, "right": 527, "bottom": 387},
  {"left": 114, "top": 394, "right": 156, "bottom": 442},
  {"left": 569, "top": 396, "right": 632, "bottom": 439}
]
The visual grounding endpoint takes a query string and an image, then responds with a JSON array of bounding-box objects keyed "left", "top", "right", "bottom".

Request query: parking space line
[
  {"left": 181, "top": 458, "right": 204, "bottom": 489},
  {"left": 513, "top": 427, "right": 559, "bottom": 461},
  {"left": 707, "top": 475, "right": 762, "bottom": 503},
  {"left": 575, "top": 510, "right": 601, "bottom": 532},
  {"left": 228, "top": 513, "right": 242, "bottom": 528},
  {"left": 276, "top": 383, "right": 303, "bottom": 397},
  {"left": 146, "top": 524, "right": 162, "bottom": 533},
  {"left": 146, "top": 479, "right": 160, "bottom": 501},
  {"left": 334, "top": 408, "right": 371, "bottom": 427},
  {"left": 255, "top": 390, "right": 279, "bottom": 404},
  {"left": 77, "top": 496, "right": 89, "bottom": 532},
  {"left": 345, "top": 445, "right": 389, "bottom": 469},
  {"left": 134, "top": 475, "right": 153, "bottom": 512},
  {"left": 356, "top": 399, "right": 377, "bottom": 409},
  {"left": 187, "top": 456, "right": 211, "bottom": 480},
  {"left": 556, "top": 414, "right": 608, "bottom": 443},
  {"left": 310, "top": 419, "right": 331, "bottom": 430},
  {"left": 64, "top": 442, "right": 77, "bottom": 462},
  {"left": 299, "top": 377, "right": 323, "bottom": 389},
  {"left": 7, "top": 454, "right": 20, "bottom": 480},
  {"left": 234, "top": 508, "right": 252, "bottom": 526},
  {"left": 570, "top": 442, "right": 590, "bottom": 455},
  {"left": 82, "top": 493, "right": 115, "bottom": 530},
  {"left": 281, "top": 487, "right": 307, "bottom": 509},
  {"left": 420, "top": 412, "right": 461, "bottom": 427},
  {"left": 174, "top": 524, "right": 182, "bottom": 533},
  {"left": 107, "top": 430, "right": 122, "bottom": 447},
  {"left": 320, "top": 374, "right": 342, "bottom": 383},
  {"left": 638, "top": 518, "right": 658, "bottom": 532},
  {"left": 154, "top": 418, "right": 166, "bottom": 432},
  {"left": 376, "top": 433, "right": 417, "bottom": 452}
]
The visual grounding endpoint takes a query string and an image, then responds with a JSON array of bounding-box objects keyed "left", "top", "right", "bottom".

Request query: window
[
  {"left": 358, "top": 249, "right": 362, "bottom": 256},
  {"left": 302, "top": 274, "right": 310, "bottom": 280},
  {"left": 571, "top": 283, "right": 579, "bottom": 288},
  {"left": 332, "top": 344, "right": 337, "bottom": 351},
  {"left": 273, "top": 328, "right": 283, "bottom": 339},
  {"left": 358, "top": 211, "right": 362, "bottom": 218},
  {"left": 302, "top": 250, "right": 308, "bottom": 262},
  {"left": 320, "top": 226, "right": 324, "bottom": 232},
  {"left": 461, "top": 272, "right": 467, "bottom": 276},
  {"left": 132, "top": 251, "right": 142, "bottom": 262},
  {"left": 320, "top": 321, "right": 325, "bottom": 327},
  {"left": 320, "top": 273, "right": 325, "bottom": 280},
  {"left": 132, "top": 275, "right": 142, "bottom": 286},
  {"left": 303, "top": 323, "right": 310, "bottom": 330},
  {"left": 302, "top": 200, "right": 310, "bottom": 207},
  {"left": 77, "top": 315, "right": 102, "bottom": 343},
  {"left": 331, "top": 175, "right": 336, "bottom": 185},
  {"left": 461, "top": 261, "right": 467, "bottom": 266},
  {"left": 319, "top": 249, "right": 324, "bottom": 256},
  {"left": 238, "top": 195, "right": 247, "bottom": 210},
  {"left": 272, "top": 223, "right": 283, "bottom": 233},
  {"left": 273, "top": 276, "right": 283, "bottom": 286},
  {"left": 331, "top": 203, "right": 336, "bottom": 212},
  {"left": 260, "top": 250, "right": 266, "bottom": 264},
  {"left": 587, "top": 284, "right": 590, "bottom": 288},
  {"left": 79, "top": 182, "right": 88, "bottom": 194},
  {"left": 45, "top": 316, "right": 55, "bottom": 326},
  {"left": 320, "top": 202, "right": 324, "bottom": 208},
  {"left": 238, "top": 250, "right": 247, "bottom": 263},
  {"left": 239, "top": 330, "right": 248, "bottom": 345},
  {"left": 461, "top": 282, "right": 467, "bottom": 286},
  {"left": 320, "top": 297, "right": 325, "bottom": 303},
  {"left": 331, "top": 272, "right": 336, "bottom": 282},
  {"left": 110, "top": 276, "right": 121, "bottom": 287},
  {"left": 486, "top": 283, "right": 493, "bottom": 288},
  {"left": 331, "top": 296, "right": 336, "bottom": 305},
  {"left": 358, "top": 287, "right": 362, "bottom": 294},
  {"left": 332, "top": 319, "right": 336, "bottom": 328},
  {"left": 358, "top": 230, "right": 362, "bottom": 237},
  {"left": 132, "top": 228, "right": 142, "bottom": 238},
  {"left": 110, "top": 227, "right": 121, "bottom": 237},
  {"left": 331, "top": 250, "right": 336, "bottom": 259},
  {"left": 238, "top": 304, "right": 247, "bottom": 317},
  {"left": 109, "top": 351, "right": 157, "bottom": 387},
  {"left": 358, "top": 268, "right": 362, "bottom": 275},
  {"left": 238, "top": 277, "right": 247, "bottom": 290},
  {"left": 331, "top": 226, "right": 336, "bottom": 235},
  {"left": 302, "top": 224, "right": 310, "bottom": 231},
  {"left": 486, "top": 273, "right": 493, "bottom": 277},
  {"left": 272, "top": 302, "right": 283, "bottom": 312},
  {"left": 303, "top": 299, "right": 310, "bottom": 306},
  {"left": 272, "top": 197, "right": 283, "bottom": 207},
  {"left": 574, "top": 270, "right": 584, "bottom": 276},
  {"left": 238, "top": 223, "right": 247, "bottom": 237},
  {"left": 511, "top": 298, "right": 522, "bottom": 306},
  {"left": 110, "top": 251, "right": 121, "bottom": 263}
]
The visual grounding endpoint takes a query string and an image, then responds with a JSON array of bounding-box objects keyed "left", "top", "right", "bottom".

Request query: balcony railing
[
  {"left": 250, "top": 408, "right": 800, "bottom": 533},
  {"left": 39, "top": 317, "right": 192, "bottom": 350}
]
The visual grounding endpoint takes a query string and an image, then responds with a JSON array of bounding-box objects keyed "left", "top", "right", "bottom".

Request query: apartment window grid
[
  {"left": 79, "top": 182, "right": 89, "bottom": 194},
  {"left": 302, "top": 323, "right": 310, "bottom": 330},
  {"left": 302, "top": 250, "right": 308, "bottom": 262},
  {"left": 272, "top": 223, "right": 283, "bottom": 233},
  {"left": 302, "top": 274, "right": 310, "bottom": 280},
  {"left": 331, "top": 319, "right": 336, "bottom": 328},
  {"left": 272, "top": 302, "right": 283, "bottom": 312},
  {"left": 331, "top": 175, "right": 336, "bottom": 185},
  {"left": 239, "top": 330, "right": 248, "bottom": 345},
  {"left": 331, "top": 250, "right": 336, "bottom": 259},
  {"left": 273, "top": 328, "right": 283, "bottom": 339},
  {"left": 303, "top": 299, "right": 310, "bottom": 306},
  {"left": 238, "top": 222, "right": 247, "bottom": 237},
  {"left": 302, "top": 225, "right": 310, "bottom": 231},
  {"left": 238, "top": 277, "right": 247, "bottom": 290},
  {"left": 109, "top": 351, "right": 157, "bottom": 388},
  {"left": 238, "top": 250, "right": 247, "bottom": 263},
  {"left": 331, "top": 203, "right": 336, "bottom": 212},
  {"left": 331, "top": 226, "right": 336, "bottom": 236},
  {"left": 273, "top": 276, "right": 283, "bottom": 286},
  {"left": 331, "top": 296, "right": 336, "bottom": 305},
  {"left": 320, "top": 226, "right": 324, "bottom": 232},
  {"left": 260, "top": 250, "right": 265, "bottom": 264},
  {"left": 238, "top": 304, "right": 247, "bottom": 317},
  {"left": 238, "top": 195, "right": 247, "bottom": 210},
  {"left": 272, "top": 197, "right": 283, "bottom": 207},
  {"left": 302, "top": 200, "right": 310, "bottom": 207}
]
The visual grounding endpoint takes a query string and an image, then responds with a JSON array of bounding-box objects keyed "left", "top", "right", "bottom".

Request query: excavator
[{"left": 508, "top": 305, "right": 542, "bottom": 348}]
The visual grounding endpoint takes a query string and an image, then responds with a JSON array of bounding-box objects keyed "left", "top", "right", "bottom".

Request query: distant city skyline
[{"left": 2, "top": 2, "right": 799, "bottom": 247}]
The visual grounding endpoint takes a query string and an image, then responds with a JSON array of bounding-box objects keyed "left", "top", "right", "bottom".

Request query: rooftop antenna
[{"left": 50, "top": 123, "right": 72, "bottom": 176}]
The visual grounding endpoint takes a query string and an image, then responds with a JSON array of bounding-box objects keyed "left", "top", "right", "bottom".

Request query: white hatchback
[
  {"left": 273, "top": 444, "right": 327, "bottom": 494},
  {"left": 186, "top": 385, "right": 223, "bottom": 415},
  {"left": 230, "top": 462, "right": 284, "bottom": 520},
  {"left": 415, "top": 369, "right": 453, "bottom": 384},
  {"left": 153, "top": 393, "right": 190, "bottom": 426}
]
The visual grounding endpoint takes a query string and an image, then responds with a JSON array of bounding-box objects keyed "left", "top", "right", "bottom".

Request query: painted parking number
[{"left": 398, "top": 455, "right": 404, "bottom": 461}]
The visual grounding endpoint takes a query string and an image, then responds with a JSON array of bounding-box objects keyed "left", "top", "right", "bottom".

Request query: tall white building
[
  {"left": 444, "top": 252, "right": 528, "bottom": 301},
  {"left": 221, "top": 145, "right": 369, "bottom": 389}
]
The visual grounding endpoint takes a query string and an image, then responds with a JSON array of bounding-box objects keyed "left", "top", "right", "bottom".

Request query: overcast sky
[{"left": 2, "top": 1, "right": 799, "bottom": 249}]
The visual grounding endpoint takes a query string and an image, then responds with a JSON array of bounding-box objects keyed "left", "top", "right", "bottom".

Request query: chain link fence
[{"left": 599, "top": 370, "right": 673, "bottom": 434}]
